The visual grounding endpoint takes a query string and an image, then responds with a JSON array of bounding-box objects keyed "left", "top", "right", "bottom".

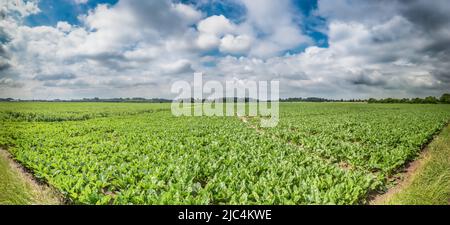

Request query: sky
[{"left": 0, "top": 0, "right": 449, "bottom": 100}]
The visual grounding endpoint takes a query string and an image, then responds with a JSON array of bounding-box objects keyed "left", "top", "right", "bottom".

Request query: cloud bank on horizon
[{"left": 0, "top": 0, "right": 449, "bottom": 99}]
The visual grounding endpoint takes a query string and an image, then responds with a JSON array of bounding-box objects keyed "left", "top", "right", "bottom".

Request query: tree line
[
  {"left": 368, "top": 93, "right": 450, "bottom": 104},
  {"left": 1, "top": 93, "right": 449, "bottom": 104}
]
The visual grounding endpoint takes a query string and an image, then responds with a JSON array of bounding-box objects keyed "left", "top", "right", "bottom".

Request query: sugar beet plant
[
  {"left": 253, "top": 103, "right": 450, "bottom": 174},
  {"left": 0, "top": 102, "right": 449, "bottom": 204}
]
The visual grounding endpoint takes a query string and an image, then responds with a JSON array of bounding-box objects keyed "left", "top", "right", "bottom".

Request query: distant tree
[
  {"left": 383, "top": 98, "right": 398, "bottom": 103},
  {"left": 440, "top": 93, "right": 450, "bottom": 103},
  {"left": 400, "top": 98, "right": 410, "bottom": 103},
  {"left": 423, "top": 96, "right": 438, "bottom": 104},
  {"left": 411, "top": 98, "right": 423, "bottom": 104},
  {"left": 368, "top": 98, "right": 377, "bottom": 103}
]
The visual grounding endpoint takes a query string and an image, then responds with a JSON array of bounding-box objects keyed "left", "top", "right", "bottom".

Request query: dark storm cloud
[
  {"left": 421, "top": 38, "right": 450, "bottom": 59},
  {"left": 0, "top": 29, "right": 12, "bottom": 73},
  {"left": 111, "top": 0, "right": 198, "bottom": 37},
  {"left": 42, "top": 79, "right": 90, "bottom": 88},
  {"left": 351, "top": 77, "right": 386, "bottom": 87},
  {"left": 0, "top": 7, "right": 5, "bottom": 20},
  {"left": 0, "top": 45, "right": 6, "bottom": 55},
  {"left": 0, "top": 60, "right": 11, "bottom": 71},
  {"left": 2, "top": 0, "right": 449, "bottom": 99},
  {"left": 86, "top": 53, "right": 124, "bottom": 66},
  {"left": 396, "top": 0, "right": 450, "bottom": 31},
  {"left": 34, "top": 73, "right": 77, "bottom": 81},
  {"left": 0, "top": 28, "right": 10, "bottom": 44},
  {"left": 76, "top": 52, "right": 139, "bottom": 71},
  {"left": 0, "top": 78, "right": 24, "bottom": 88},
  {"left": 431, "top": 70, "right": 450, "bottom": 85},
  {"left": 348, "top": 71, "right": 387, "bottom": 87},
  {"left": 103, "top": 79, "right": 158, "bottom": 88},
  {"left": 395, "top": 0, "right": 450, "bottom": 57},
  {"left": 322, "top": 0, "right": 450, "bottom": 92},
  {"left": 280, "top": 71, "right": 310, "bottom": 81}
]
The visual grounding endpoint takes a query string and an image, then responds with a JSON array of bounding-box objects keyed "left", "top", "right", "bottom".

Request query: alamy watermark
[{"left": 170, "top": 73, "right": 279, "bottom": 127}]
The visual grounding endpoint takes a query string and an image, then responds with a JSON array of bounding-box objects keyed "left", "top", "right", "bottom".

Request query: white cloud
[
  {"left": 219, "top": 34, "right": 252, "bottom": 54},
  {"left": 194, "top": 0, "right": 312, "bottom": 57},
  {"left": 0, "top": 0, "right": 40, "bottom": 18},
  {"left": 173, "top": 3, "right": 203, "bottom": 25},
  {"left": 1, "top": 0, "right": 449, "bottom": 99},
  {"left": 196, "top": 33, "right": 220, "bottom": 50},
  {"left": 56, "top": 21, "right": 73, "bottom": 33},
  {"left": 74, "top": 0, "right": 89, "bottom": 5},
  {"left": 197, "top": 15, "right": 236, "bottom": 36},
  {"left": 160, "top": 59, "right": 194, "bottom": 75},
  {"left": 239, "top": 0, "right": 312, "bottom": 58}
]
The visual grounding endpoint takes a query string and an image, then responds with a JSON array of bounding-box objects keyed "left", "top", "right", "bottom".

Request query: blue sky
[
  {"left": 1, "top": 0, "right": 449, "bottom": 99},
  {"left": 26, "top": 0, "right": 118, "bottom": 26},
  {"left": 25, "top": 0, "right": 328, "bottom": 50}
]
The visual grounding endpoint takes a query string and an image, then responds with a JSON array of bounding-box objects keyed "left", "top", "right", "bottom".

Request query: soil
[{"left": 0, "top": 148, "right": 63, "bottom": 205}]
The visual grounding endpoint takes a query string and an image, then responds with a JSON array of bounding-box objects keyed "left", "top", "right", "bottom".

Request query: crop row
[
  {"left": 249, "top": 103, "right": 450, "bottom": 175},
  {"left": 1, "top": 102, "right": 449, "bottom": 204},
  {"left": 2, "top": 110, "right": 377, "bottom": 204}
]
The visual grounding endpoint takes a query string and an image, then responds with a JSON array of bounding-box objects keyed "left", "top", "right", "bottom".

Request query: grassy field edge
[
  {"left": 373, "top": 123, "right": 450, "bottom": 205},
  {"left": 0, "top": 148, "right": 61, "bottom": 205}
]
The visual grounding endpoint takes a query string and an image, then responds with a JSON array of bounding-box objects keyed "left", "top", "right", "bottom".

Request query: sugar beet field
[{"left": 0, "top": 102, "right": 449, "bottom": 204}]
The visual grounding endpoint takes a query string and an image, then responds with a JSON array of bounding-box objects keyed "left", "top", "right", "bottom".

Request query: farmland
[{"left": 0, "top": 102, "right": 449, "bottom": 204}]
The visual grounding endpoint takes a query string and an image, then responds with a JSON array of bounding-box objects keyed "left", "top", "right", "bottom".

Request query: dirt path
[
  {"left": 370, "top": 147, "right": 431, "bottom": 204},
  {"left": 370, "top": 123, "right": 450, "bottom": 205},
  {"left": 0, "top": 148, "right": 62, "bottom": 205}
]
